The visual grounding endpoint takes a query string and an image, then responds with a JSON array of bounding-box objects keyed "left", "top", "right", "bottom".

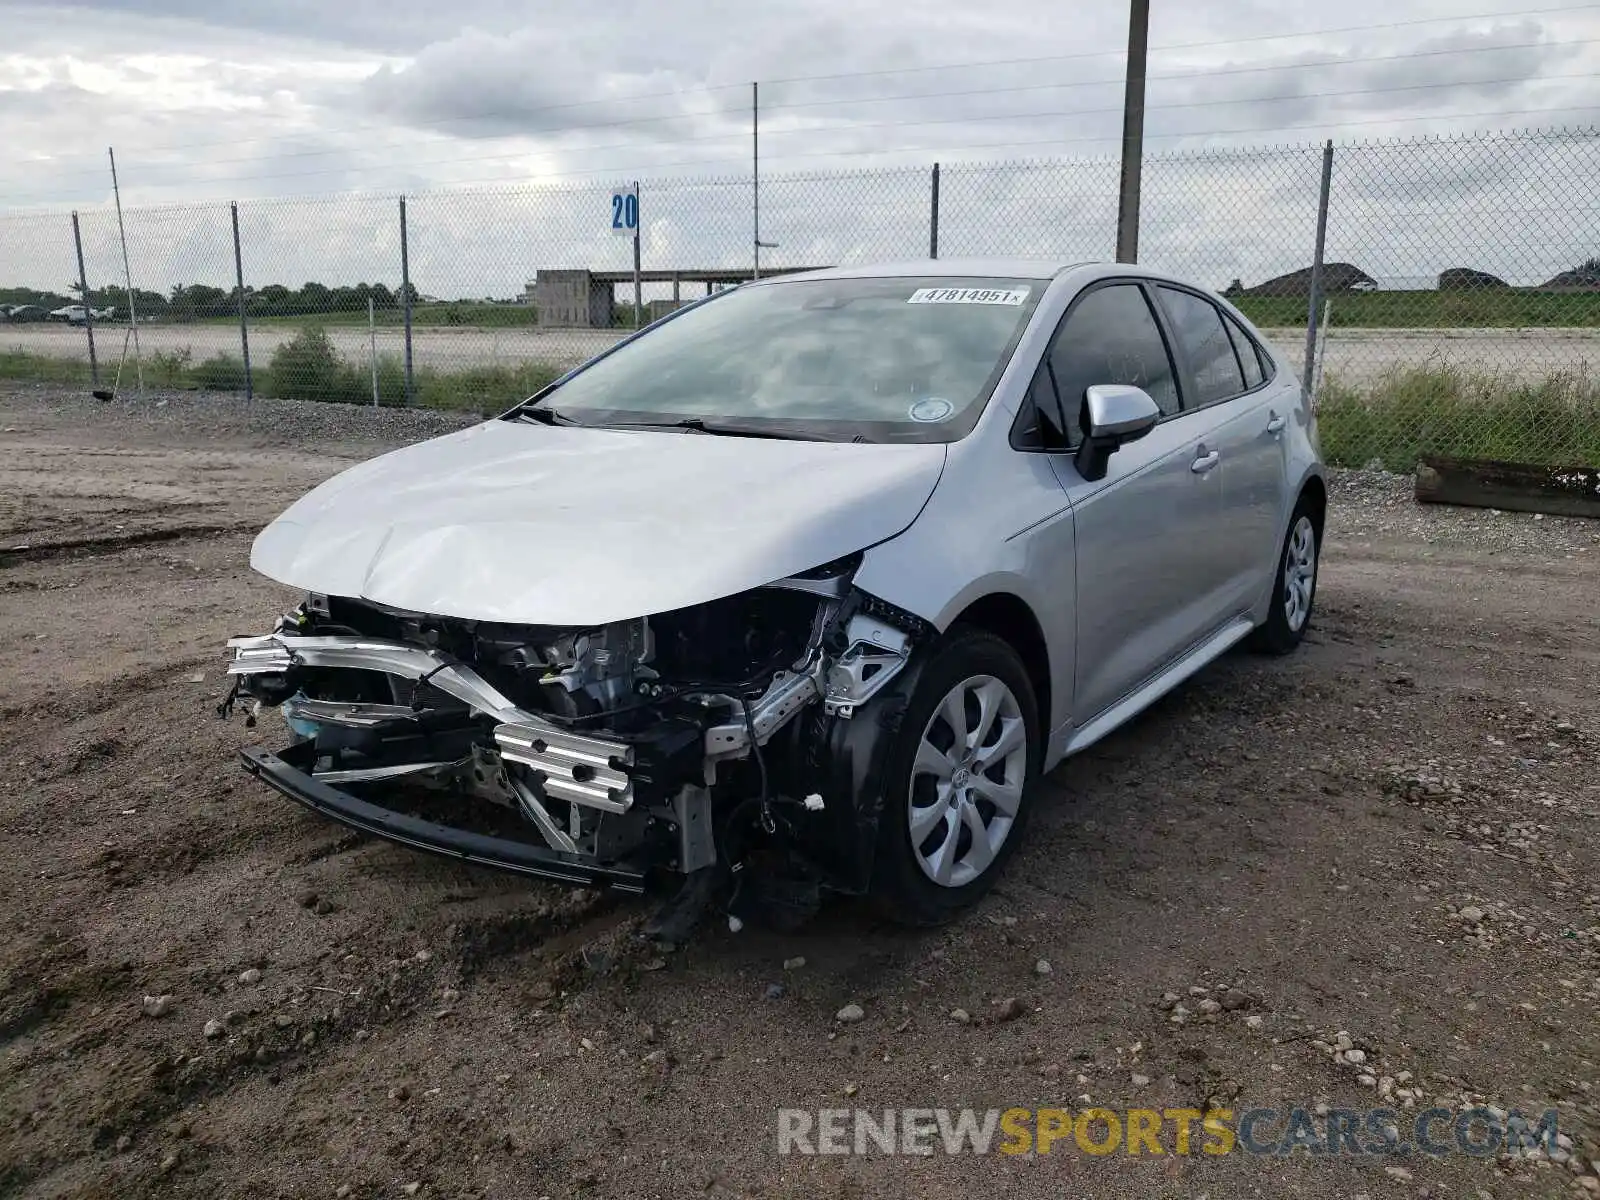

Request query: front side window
[
  {"left": 1157, "top": 286, "right": 1246, "bottom": 406},
  {"left": 1045, "top": 284, "right": 1181, "bottom": 442},
  {"left": 518, "top": 275, "right": 1045, "bottom": 442}
]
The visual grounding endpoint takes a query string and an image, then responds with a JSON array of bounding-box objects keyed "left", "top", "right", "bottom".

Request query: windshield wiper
[
  {"left": 515, "top": 405, "right": 582, "bottom": 426},
  {"left": 608, "top": 417, "right": 812, "bottom": 440}
]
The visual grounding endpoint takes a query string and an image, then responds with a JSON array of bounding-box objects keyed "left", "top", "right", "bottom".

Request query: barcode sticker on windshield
[{"left": 907, "top": 287, "right": 1029, "bottom": 306}]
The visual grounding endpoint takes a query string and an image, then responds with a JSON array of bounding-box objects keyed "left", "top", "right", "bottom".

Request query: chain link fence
[{"left": 2, "top": 127, "right": 1596, "bottom": 470}]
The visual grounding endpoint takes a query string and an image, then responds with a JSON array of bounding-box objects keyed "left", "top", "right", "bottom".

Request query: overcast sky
[{"left": 1, "top": 0, "right": 1597, "bottom": 293}]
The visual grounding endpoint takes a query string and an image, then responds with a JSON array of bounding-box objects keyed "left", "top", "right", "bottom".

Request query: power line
[
  {"left": 767, "top": 36, "right": 1600, "bottom": 113},
  {"left": 748, "top": 72, "right": 1600, "bottom": 141},
  {"left": 760, "top": 1, "right": 1600, "bottom": 86},
  {"left": 5, "top": 1, "right": 1596, "bottom": 170}
]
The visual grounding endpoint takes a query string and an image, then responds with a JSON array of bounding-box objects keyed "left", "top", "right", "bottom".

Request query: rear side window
[
  {"left": 1225, "top": 316, "right": 1265, "bottom": 388},
  {"left": 1047, "top": 284, "right": 1181, "bottom": 436},
  {"left": 1157, "top": 286, "right": 1245, "bottom": 406}
]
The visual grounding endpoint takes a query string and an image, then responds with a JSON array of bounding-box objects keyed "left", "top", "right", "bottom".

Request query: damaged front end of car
[{"left": 220, "top": 558, "right": 933, "bottom": 931}]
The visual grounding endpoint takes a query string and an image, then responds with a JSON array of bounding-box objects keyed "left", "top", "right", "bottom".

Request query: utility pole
[
  {"left": 752, "top": 82, "right": 761, "bottom": 279},
  {"left": 752, "top": 82, "right": 778, "bottom": 278},
  {"left": 1114, "top": 0, "right": 1150, "bottom": 264}
]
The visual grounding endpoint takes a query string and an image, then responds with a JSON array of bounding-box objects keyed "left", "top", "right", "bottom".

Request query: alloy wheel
[
  {"left": 1283, "top": 514, "right": 1317, "bottom": 632},
  {"left": 908, "top": 674, "right": 1028, "bottom": 888}
]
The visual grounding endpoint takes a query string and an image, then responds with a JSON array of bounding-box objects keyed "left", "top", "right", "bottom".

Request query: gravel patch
[
  {"left": 0, "top": 381, "right": 482, "bottom": 455},
  {"left": 1328, "top": 465, "right": 1600, "bottom": 555}
]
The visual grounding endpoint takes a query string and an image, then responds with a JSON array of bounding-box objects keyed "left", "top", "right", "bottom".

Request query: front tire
[
  {"left": 1250, "top": 500, "right": 1320, "bottom": 655},
  {"left": 871, "top": 629, "right": 1040, "bottom": 926}
]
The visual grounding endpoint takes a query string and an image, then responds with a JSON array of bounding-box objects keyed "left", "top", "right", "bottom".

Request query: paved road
[{"left": 4, "top": 321, "right": 1597, "bottom": 384}]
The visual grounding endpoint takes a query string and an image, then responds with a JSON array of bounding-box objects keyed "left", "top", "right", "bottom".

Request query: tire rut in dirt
[{"left": 0, "top": 523, "right": 255, "bottom": 568}]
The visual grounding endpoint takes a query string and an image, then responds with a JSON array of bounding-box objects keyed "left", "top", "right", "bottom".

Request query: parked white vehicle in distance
[{"left": 47, "top": 305, "right": 115, "bottom": 323}]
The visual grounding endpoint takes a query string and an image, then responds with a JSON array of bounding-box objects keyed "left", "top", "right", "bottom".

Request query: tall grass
[
  {"left": 0, "top": 351, "right": 93, "bottom": 385},
  {"left": 259, "top": 325, "right": 562, "bottom": 412},
  {"left": 5, "top": 329, "right": 1597, "bottom": 470},
  {"left": 1238, "top": 290, "right": 1600, "bottom": 329},
  {"left": 0, "top": 326, "right": 563, "bottom": 414},
  {"left": 191, "top": 353, "right": 251, "bottom": 392},
  {"left": 1318, "top": 366, "right": 1600, "bottom": 470}
]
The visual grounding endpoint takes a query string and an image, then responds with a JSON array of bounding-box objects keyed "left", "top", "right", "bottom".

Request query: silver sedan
[{"left": 225, "top": 259, "right": 1324, "bottom": 929}]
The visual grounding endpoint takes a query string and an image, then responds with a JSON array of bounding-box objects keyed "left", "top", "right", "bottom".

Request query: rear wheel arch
[{"left": 947, "top": 592, "right": 1051, "bottom": 734}]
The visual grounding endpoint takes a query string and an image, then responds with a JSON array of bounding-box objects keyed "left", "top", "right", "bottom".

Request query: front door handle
[
  {"left": 1190, "top": 449, "right": 1220, "bottom": 474},
  {"left": 1265, "top": 411, "right": 1287, "bottom": 435}
]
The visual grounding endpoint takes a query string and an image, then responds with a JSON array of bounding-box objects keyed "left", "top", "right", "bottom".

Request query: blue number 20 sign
[{"left": 610, "top": 187, "right": 639, "bottom": 237}]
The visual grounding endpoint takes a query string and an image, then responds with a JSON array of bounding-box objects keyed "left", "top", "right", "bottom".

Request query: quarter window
[
  {"left": 1225, "top": 316, "right": 1265, "bottom": 389},
  {"left": 1046, "top": 285, "right": 1181, "bottom": 441},
  {"left": 1158, "top": 286, "right": 1245, "bottom": 406}
]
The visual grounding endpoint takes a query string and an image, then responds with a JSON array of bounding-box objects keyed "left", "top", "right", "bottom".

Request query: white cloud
[{"left": 0, "top": 0, "right": 1597, "bottom": 295}]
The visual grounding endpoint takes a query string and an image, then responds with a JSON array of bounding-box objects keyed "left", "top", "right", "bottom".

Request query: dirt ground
[{"left": 1, "top": 383, "right": 1596, "bottom": 1200}]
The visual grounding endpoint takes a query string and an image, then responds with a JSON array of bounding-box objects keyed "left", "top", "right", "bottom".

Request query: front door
[{"left": 1029, "top": 281, "right": 1236, "bottom": 727}]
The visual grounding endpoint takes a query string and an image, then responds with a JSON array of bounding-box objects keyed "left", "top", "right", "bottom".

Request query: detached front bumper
[{"left": 241, "top": 741, "right": 648, "bottom": 893}]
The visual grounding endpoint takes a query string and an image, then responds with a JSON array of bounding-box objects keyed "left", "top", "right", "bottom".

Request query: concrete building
[
  {"left": 525, "top": 265, "right": 824, "bottom": 328},
  {"left": 529, "top": 270, "right": 614, "bottom": 327}
]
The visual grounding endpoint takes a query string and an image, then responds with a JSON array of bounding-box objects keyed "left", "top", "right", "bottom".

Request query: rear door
[
  {"left": 1152, "top": 286, "right": 1289, "bottom": 616},
  {"left": 1034, "top": 280, "right": 1235, "bottom": 726}
]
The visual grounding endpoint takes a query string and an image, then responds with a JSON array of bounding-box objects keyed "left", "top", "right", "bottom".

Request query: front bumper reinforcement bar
[{"left": 241, "top": 742, "right": 648, "bottom": 893}]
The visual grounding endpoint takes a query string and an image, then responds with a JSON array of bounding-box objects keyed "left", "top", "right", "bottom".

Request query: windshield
[{"left": 520, "top": 275, "right": 1045, "bottom": 442}]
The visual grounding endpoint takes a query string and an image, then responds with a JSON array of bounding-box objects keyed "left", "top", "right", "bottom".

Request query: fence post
[
  {"left": 368, "top": 296, "right": 379, "bottom": 407},
  {"left": 400, "top": 195, "right": 414, "bottom": 405},
  {"left": 71, "top": 211, "right": 98, "bottom": 386},
  {"left": 632, "top": 180, "right": 642, "bottom": 328},
  {"left": 929, "top": 162, "right": 941, "bottom": 259},
  {"left": 230, "top": 202, "right": 252, "bottom": 400},
  {"left": 1304, "top": 140, "right": 1334, "bottom": 390}
]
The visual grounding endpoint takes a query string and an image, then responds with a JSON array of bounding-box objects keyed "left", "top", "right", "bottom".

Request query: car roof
[
  {"left": 768, "top": 258, "right": 1087, "bottom": 283},
  {"left": 757, "top": 258, "right": 1203, "bottom": 289}
]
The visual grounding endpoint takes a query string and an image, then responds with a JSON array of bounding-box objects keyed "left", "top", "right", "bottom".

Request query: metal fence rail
[{"left": 2, "top": 127, "right": 1596, "bottom": 470}]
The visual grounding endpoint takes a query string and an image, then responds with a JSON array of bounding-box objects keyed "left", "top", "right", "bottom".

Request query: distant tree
[
  {"left": 94, "top": 284, "right": 167, "bottom": 315},
  {"left": 5, "top": 276, "right": 449, "bottom": 318},
  {"left": 254, "top": 284, "right": 293, "bottom": 315},
  {"left": 0, "top": 286, "right": 73, "bottom": 309},
  {"left": 298, "top": 282, "right": 332, "bottom": 314},
  {"left": 168, "top": 283, "right": 231, "bottom": 321}
]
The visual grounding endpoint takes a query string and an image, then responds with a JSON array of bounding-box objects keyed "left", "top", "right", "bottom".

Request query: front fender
[{"left": 770, "top": 645, "right": 937, "bottom": 895}]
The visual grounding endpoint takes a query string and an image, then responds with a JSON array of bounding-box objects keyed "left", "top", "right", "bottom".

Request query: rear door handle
[
  {"left": 1190, "top": 449, "right": 1220, "bottom": 474},
  {"left": 1265, "top": 412, "right": 1287, "bottom": 435}
]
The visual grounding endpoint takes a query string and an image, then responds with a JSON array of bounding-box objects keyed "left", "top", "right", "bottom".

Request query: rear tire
[
  {"left": 871, "top": 629, "right": 1040, "bottom": 926},
  {"left": 1250, "top": 498, "right": 1320, "bottom": 655}
]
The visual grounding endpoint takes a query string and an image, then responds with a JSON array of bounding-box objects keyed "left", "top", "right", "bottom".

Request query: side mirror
[{"left": 1074, "top": 384, "right": 1160, "bottom": 482}]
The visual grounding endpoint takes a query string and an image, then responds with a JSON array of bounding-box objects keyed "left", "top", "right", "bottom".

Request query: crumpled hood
[{"left": 251, "top": 419, "right": 947, "bottom": 625}]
